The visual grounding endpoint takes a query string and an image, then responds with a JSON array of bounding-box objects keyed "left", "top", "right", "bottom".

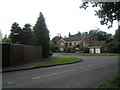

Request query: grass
[
  {"left": 97, "top": 74, "right": 120, "bottom": 88},
  {"left": 36, "top": 57, "right": 82, "bottom": 67},
  {"left": 82, "top": 53, "right": 120, "bottom": 56},
  {"left": 54, "top": 53, "right": 120, "bottom": 56}
]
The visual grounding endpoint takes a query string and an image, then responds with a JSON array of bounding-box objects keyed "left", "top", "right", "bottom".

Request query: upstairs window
[{"left": 61, "top": 42, "right": 64, "bottom": 46}]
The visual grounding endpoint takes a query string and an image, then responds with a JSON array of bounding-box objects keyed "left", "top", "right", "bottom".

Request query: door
[{"left": 95, "top": 48, "right": 101, "bottom": 53}]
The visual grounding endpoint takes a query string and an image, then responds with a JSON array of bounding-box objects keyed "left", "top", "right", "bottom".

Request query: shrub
[
  {"left": 50, "top": 45, "right": 59, "bottom": 52},
  {"left": 79, "top": 46, "right": 89, "bottom": 53},
  {"left": 107, "top": 41, "right": 120, "bottom": 53},
  {"left": 49, "top": 50, "right": 53, "bottom": 56}
]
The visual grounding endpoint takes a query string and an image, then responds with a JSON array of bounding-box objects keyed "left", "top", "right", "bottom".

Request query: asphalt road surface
[{"left": 2, "top": 55, "right": 119, "bottom": 88}]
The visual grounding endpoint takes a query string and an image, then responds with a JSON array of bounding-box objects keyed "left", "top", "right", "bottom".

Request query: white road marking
[
  {"left": 7, "top": 81, "right": 16, "bottom": 84},
  {"left": 32, "top": 69, "right": 75, "bottom": 80}
]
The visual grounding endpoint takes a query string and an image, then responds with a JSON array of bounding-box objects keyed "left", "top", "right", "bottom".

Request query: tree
[
  {"left": 2, "top": 34, "right": 11, "bottom": 43},
  {"left": 22, "top": 24, "right": 33, "bottom": 45},
  {"left": 76, "top": 31, "right": 81, "bottom": 36},
  {"left": 68, "top": 32, "right": 71, "bottom": 37},
  {"left": 34, "top": 12, "right": 50, "bottom": 58},
  {"left": 88, "top": 29, "right": 113, "bottom": 42},
  {"left": 0, "top": 30, "right": 2, "bottom": 41},
  {"left": 107, "top": 27, "right": 120, "bottom": 53},
  {"left": 9, "top": 22, "right": 23, "bottom": 44},
  {"left": 80, "top": 2, "right": 120, "bottom": 28}
]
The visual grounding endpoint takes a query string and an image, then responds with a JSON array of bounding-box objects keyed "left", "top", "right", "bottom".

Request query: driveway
[{"left": 2, "top": 55, "right": 119, "bottom": 88}]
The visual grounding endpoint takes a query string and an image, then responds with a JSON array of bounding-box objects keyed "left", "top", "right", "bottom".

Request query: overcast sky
[{"left": 0, "top": 0, "right": 118, "bottom": 39}]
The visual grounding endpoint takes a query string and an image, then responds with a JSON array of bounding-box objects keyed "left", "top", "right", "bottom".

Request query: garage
[
  {"left": 89, "top": 48, "right": 94, "bottom": 53},
  {"left": 95, "top": 48, "right": 101, "bottom": 53},
  {"left": 88, "top": 41, "right": 107, "bottom": 54}
]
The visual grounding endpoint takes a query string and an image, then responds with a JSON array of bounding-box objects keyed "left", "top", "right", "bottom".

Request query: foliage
[
  {"left": 107, "top": 27, "right": 120, "bottom": 53},
  {"left": 9, "top": 22, "right": 23, "bottom": 44},
  {"left": 49, "top": 51, "right": 53, "bottom": 56},
  {"left": 2, "top": 37, "right": 11, "bottom": 43},
  {"left": 36, "top": 57, "right": 82, "bottom": 67},
  {"left": 79, "top": 46, "right": 89, "bottom": 53},
  {"left": 88, "top": 29, "right": 113, "bottom": 43},
  {"left": 50, "top": 45, "right": 59, "bottom": 52},
  {"left": 97, "top": 74, "right": 120, "bottom": 88},
  {"left": 0, "top": 30, "right": 2, "bottom": 41},
  {"left": 34, "top": 12, "right": 50, "bottom": 58},
  {"left": 22, "top": 24, "right": 33, "bottom": 45},
  {"left": 80, "top": 2, "right": 120, "bottom": 28},
  {"left": 67, "top": 29, "right": 113, "bottom": 43},
  {"left": 68, "top": 31, "right": 81, "bottom": 37},
  {"left": 68, "top": 32, "right": 72, "bottom": 37},
  {"left": 107, "top": 40, "right": 120, "bottom": 53}
]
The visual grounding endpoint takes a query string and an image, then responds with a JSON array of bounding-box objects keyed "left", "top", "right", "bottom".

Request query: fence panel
[{"left": 2, "top": 43, "right": 42, "bottom": 67}]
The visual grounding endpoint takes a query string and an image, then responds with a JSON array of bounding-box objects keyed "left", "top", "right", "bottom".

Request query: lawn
[
  {"left": 54, "top": 53, "right": 120, "bottom": 56},
  {"left": 97, "top": 74, "right": 119, "bottom": 88},
  {"left": 36, "top": 57, "right": 82, "bottom": 67}
]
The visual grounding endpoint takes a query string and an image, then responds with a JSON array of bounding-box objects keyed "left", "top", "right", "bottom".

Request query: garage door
[
  {"left": 95, "top": 48, "right": 100, "bottom": 53},
  {"left": 89, "top": 48, "right": 94, "bottom": 53}
]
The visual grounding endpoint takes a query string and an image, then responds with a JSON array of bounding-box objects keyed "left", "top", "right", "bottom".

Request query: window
[
  {"left": 72, "top": 42, "right": 74, "bottom": 45},
  {"left": 61, "top": 42, "right": 64, "bottom": 46},
  {"left": 76, "top": 42, "right": 79, "bottom": 45}
]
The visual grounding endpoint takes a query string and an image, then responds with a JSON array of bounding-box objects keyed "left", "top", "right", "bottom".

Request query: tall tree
[
  {"left": 107, "top": 27, "right": 120, "bottom": 53},
  {"left": 80, "top": 2, "right": 120, "bottom": 28},
  {"left": 22, "top": 24, "right": 33, "bottom": 45},
  {"left": 34, "top": 12, "right": 50, "bottom": 58},
  {"left": 68, "top": 32, "right": 71, "bottom": 37},
  {"left": 9, "top": 22, "right": 23, "bottom": 44},
  {"left": 0, "top": 30, "right": 2, "bottom": 41}
]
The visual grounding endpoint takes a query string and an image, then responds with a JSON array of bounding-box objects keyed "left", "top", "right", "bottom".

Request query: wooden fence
[{"left": 2, "top": 43, "right": 42, "bottom": 67}]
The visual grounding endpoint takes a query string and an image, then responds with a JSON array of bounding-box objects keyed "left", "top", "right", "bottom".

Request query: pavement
[
  {"left": 2, "top": 55, "right": 58, "bottom": 73},
  {"left": 2, "top": 55, "right": 118, "bottom": 88}
]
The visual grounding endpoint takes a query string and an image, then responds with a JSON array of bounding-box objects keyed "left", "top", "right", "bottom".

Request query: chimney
[{"left": 64, "top": 36, "right": 67, "bottom": 38}]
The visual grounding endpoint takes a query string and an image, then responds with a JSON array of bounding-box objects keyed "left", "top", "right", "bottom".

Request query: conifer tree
[{"left": 34, "top": 12, "right": 50, "bottom": 58}]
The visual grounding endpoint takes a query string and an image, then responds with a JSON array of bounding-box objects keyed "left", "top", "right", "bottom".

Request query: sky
[{"left": 0, "top": 0, "right": 118, "bottom": 40}]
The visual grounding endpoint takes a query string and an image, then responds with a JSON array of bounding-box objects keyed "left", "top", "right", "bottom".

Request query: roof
[
  {"left": 63, "top": 36, "right": 84, "bottom": 42},
  {"left": 49, "top": 40, "right": 56, "bottom": 45},
  {"left": 89, "top": 41, "right": 106, "bottom": 48}
]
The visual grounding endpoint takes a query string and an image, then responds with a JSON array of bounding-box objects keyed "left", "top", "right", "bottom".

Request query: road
[{"left": 2, "top": 55, "right": 119, "bottom": 88}]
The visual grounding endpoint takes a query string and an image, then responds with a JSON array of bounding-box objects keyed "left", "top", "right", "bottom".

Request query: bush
[
  {"left": 79, "top": 46, "right": 89, "bottom": 53},
  {"left": 50, "top": 45, "right": 59, "bottom": 52},
  {"left": 107, "top": 41, "right": 120, "bottom": 53},
  {"left": 49, "top": 51, "right": 53, "bottom": 56}
]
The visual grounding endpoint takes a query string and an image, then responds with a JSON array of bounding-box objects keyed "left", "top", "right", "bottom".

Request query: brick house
[
  {"left": 57, "top": 36, "right": 107, "bottom": 53},
  {"left": 50, "top": 40, "right": 56, "bottom": 46},
  {"left": 57, "top": 36, "right": 90, "bottom": 52}
]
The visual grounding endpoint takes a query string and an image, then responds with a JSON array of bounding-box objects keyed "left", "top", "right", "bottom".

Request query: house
[
  {"left": 57, "top": 36, "right": 90, "bottom": 52},
  {"left": 49, "top": 40, "right": 56, "bottom": 46},
  {"left": 88, "top": 41, "right": 107, "bottom": 53}
]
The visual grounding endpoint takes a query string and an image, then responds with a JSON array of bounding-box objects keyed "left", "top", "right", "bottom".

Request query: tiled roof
[
  {"left": 63, "top": 36, "right": 84, "bottom": 42},
  {"left": 89, "top": 41, "right": 106, "bottom": 47},
  {"left": 49, "top": 40, "right": 56, "bottom": 45}
]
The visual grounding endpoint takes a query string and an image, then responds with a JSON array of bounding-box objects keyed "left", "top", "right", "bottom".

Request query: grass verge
[
  {"left": 97, "top": 74, "right": 120, "bottom": 88},
  {"left": 36, "top": 57, "right": 82, "bottom": 67},
  {"left": 54, "top": 53, "right": 120, "bottom": 56}
]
